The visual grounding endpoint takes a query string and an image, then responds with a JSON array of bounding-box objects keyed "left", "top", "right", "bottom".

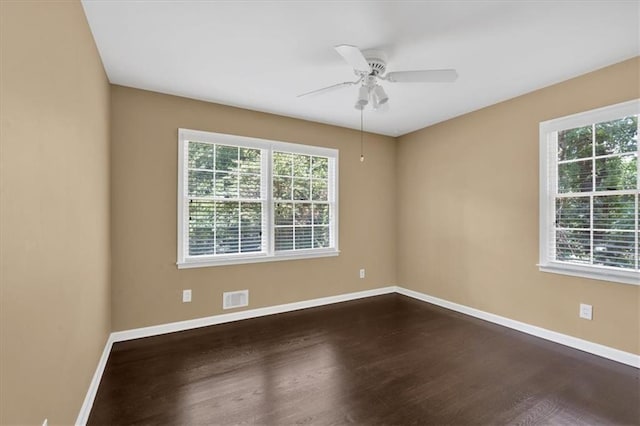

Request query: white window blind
[
  {"left": 177, "top": 129, "right": 339, "bottom": 268},
  {"left": 539, "top": 100, "right": 639, "bottom": 285}
]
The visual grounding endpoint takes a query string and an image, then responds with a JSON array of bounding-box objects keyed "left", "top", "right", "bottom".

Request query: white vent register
[{"left": 223, "top": 290, "right": 249, "bottom": 310}]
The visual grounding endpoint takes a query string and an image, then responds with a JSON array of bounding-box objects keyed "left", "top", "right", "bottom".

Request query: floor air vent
[{"left": 223, "top": 290, "right": 249, "bottom": 310}]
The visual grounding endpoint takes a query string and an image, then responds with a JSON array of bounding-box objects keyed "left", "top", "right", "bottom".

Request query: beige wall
[
  {"left": 397, "top": 57, "right": 640, "bottom": 355},
  {"left": 110, "top": 86, "right": 396, "bottom": 331},
  {"left": 0, "top": 1, "right": 637, "bottom": 421},
  {"left": 0, "top": 1, "right": 111, "bottom": 425}
]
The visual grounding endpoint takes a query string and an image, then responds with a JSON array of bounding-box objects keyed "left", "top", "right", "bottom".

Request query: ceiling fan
[{"left": 298, "top": 45, "right": 458, "bottom": 110}]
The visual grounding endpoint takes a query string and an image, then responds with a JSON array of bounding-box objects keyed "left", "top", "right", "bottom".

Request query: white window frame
[
  {"left": 539, "top": 99, "right": 639, "bottom": 286},
  {"left": 177, "top": 128, "right": 339, "bottom": 269}
]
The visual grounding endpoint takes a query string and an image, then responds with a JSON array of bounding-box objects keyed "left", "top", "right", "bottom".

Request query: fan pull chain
[{"left": 360, "top": 108, "right": 365, "bottom": 162}]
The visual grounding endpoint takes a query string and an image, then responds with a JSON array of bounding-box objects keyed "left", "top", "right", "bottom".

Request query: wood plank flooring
[{"left": 88, "top": 294, "right": 639, "bottom": 425}]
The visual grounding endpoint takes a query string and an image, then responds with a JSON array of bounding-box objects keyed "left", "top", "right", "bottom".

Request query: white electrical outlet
[
  {"left": 182, "top": 289, "right": 192, "bottom": 303},
  {"left": 359, "top": 268, "right": 365, "bottom": 279},
  {"left": 579, "top": 303, "right": 592, "bottom": 320}
]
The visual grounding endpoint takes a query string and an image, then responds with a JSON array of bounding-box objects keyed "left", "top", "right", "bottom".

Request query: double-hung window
[
  {"left": 539, "top": 100, "right": 639, "bottom": 285},
  {"left": 177, "top": 129, "right": 338, "bottom": 268}
]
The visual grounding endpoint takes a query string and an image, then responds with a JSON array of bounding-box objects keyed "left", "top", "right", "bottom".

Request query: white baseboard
[
  {"left": 75, "top": 333, "right": 114, "bottom": 426},
  {"left": 76, "top": 284, "right": 639, "bottom": 425},
  {"left": 395, "top": 286, "right": 640, "bottom": 369},
  {"left": 111, "top": 286, "right": 397, "bottom": 343}
]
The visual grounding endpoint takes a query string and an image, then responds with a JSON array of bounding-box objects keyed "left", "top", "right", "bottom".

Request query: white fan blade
[
  {"left": 334, "top": 45, "right": 370, "bottom": 73},
  {"left": 297, "top": 80, "right": 358, "bottom": 98},
  {"left": 385, "top": 69, "right": 458, "bottom": 83}
]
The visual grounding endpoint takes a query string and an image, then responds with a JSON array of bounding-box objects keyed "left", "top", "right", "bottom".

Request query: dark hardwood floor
[{"left": 88, "top": 294, "right": 639, "bottom": 425}]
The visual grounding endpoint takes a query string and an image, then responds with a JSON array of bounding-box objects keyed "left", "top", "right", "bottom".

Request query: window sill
[
  {"left": 538, "top": 262, "right": 639, "bottom": 286},
  {"left": 177, "top": 249, "right": 340, "bottom": 269}
]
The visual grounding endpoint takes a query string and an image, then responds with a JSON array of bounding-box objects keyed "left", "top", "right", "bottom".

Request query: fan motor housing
[
  {"left": 367, "top": 58, "right": 386, "bottom": 76},
  {"left": 361, "top": 49, "right": 387, "bottom": 76}
]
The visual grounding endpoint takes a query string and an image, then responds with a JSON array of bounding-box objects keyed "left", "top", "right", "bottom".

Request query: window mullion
[
  {"left": 237, "top": 200, "right": 242, "bottom": 253},
  {"left": 636, "top": 116, "right": 639, "bottom": 271},
  {"left": 292, "top": 201, "right": 296, "bottom": 251},
  {"left": 551, "top": 132, "right": 558, "bottom": 263},
  {"left": 589, "top": 195, "right": 594, "bottom": 265},
  {"left": 635, "top": 192, "right": 638, "bottom": 271},
  {"left": 590, "top": 123, "right": 595, "bottom": 265},
  {"left": 212, "top": 144, "right": 217, "bottom": 256},
  {"left": 266, "top": 148, "right": 273, "bottom": 256},
  {"left": 236, "top": 148, "right": 240, "bottom": 254},
  {"left": 213, "top": 199, "right": 217, "bottom": 256}
]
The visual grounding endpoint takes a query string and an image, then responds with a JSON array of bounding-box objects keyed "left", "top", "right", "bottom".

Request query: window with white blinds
[
  {"left": 177, "top": 129, "right": 339, "bottom": 268},
  {"left": 539, "top": 100, "right": 639, "bottom": 285},
  {"left": 273, "top": 152, "right": 333, "bottom": 252}
]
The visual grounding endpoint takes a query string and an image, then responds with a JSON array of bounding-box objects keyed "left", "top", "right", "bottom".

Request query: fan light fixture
[
  {"left": 355, "top": 86, "right": 369, "bottom": 110},
  {"left": 373, "top": 85, "right": 388, "bottom": 105},
  {"left": 355, "top": 83, "right": 389, "bottom": 111}
]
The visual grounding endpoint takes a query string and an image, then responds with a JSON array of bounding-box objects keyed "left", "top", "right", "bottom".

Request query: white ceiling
[{"left": 82, "top": 1, "right": 639, "bottom": 137}]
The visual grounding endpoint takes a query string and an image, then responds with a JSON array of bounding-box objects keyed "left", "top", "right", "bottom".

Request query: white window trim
[
  {"left": 177, "top": 128, "right": 339, "bottom": 268},
  {"left": 538, "top": 99, "right": 640, "bottom": 286}
]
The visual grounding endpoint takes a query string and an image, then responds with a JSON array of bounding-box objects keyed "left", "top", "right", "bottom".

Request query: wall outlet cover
[
  {"left": 579, "top": 303, "right": 593, "bottom": 320},
  {"left": 182, "top": 289, "right": 192, "bottom": 303}
]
